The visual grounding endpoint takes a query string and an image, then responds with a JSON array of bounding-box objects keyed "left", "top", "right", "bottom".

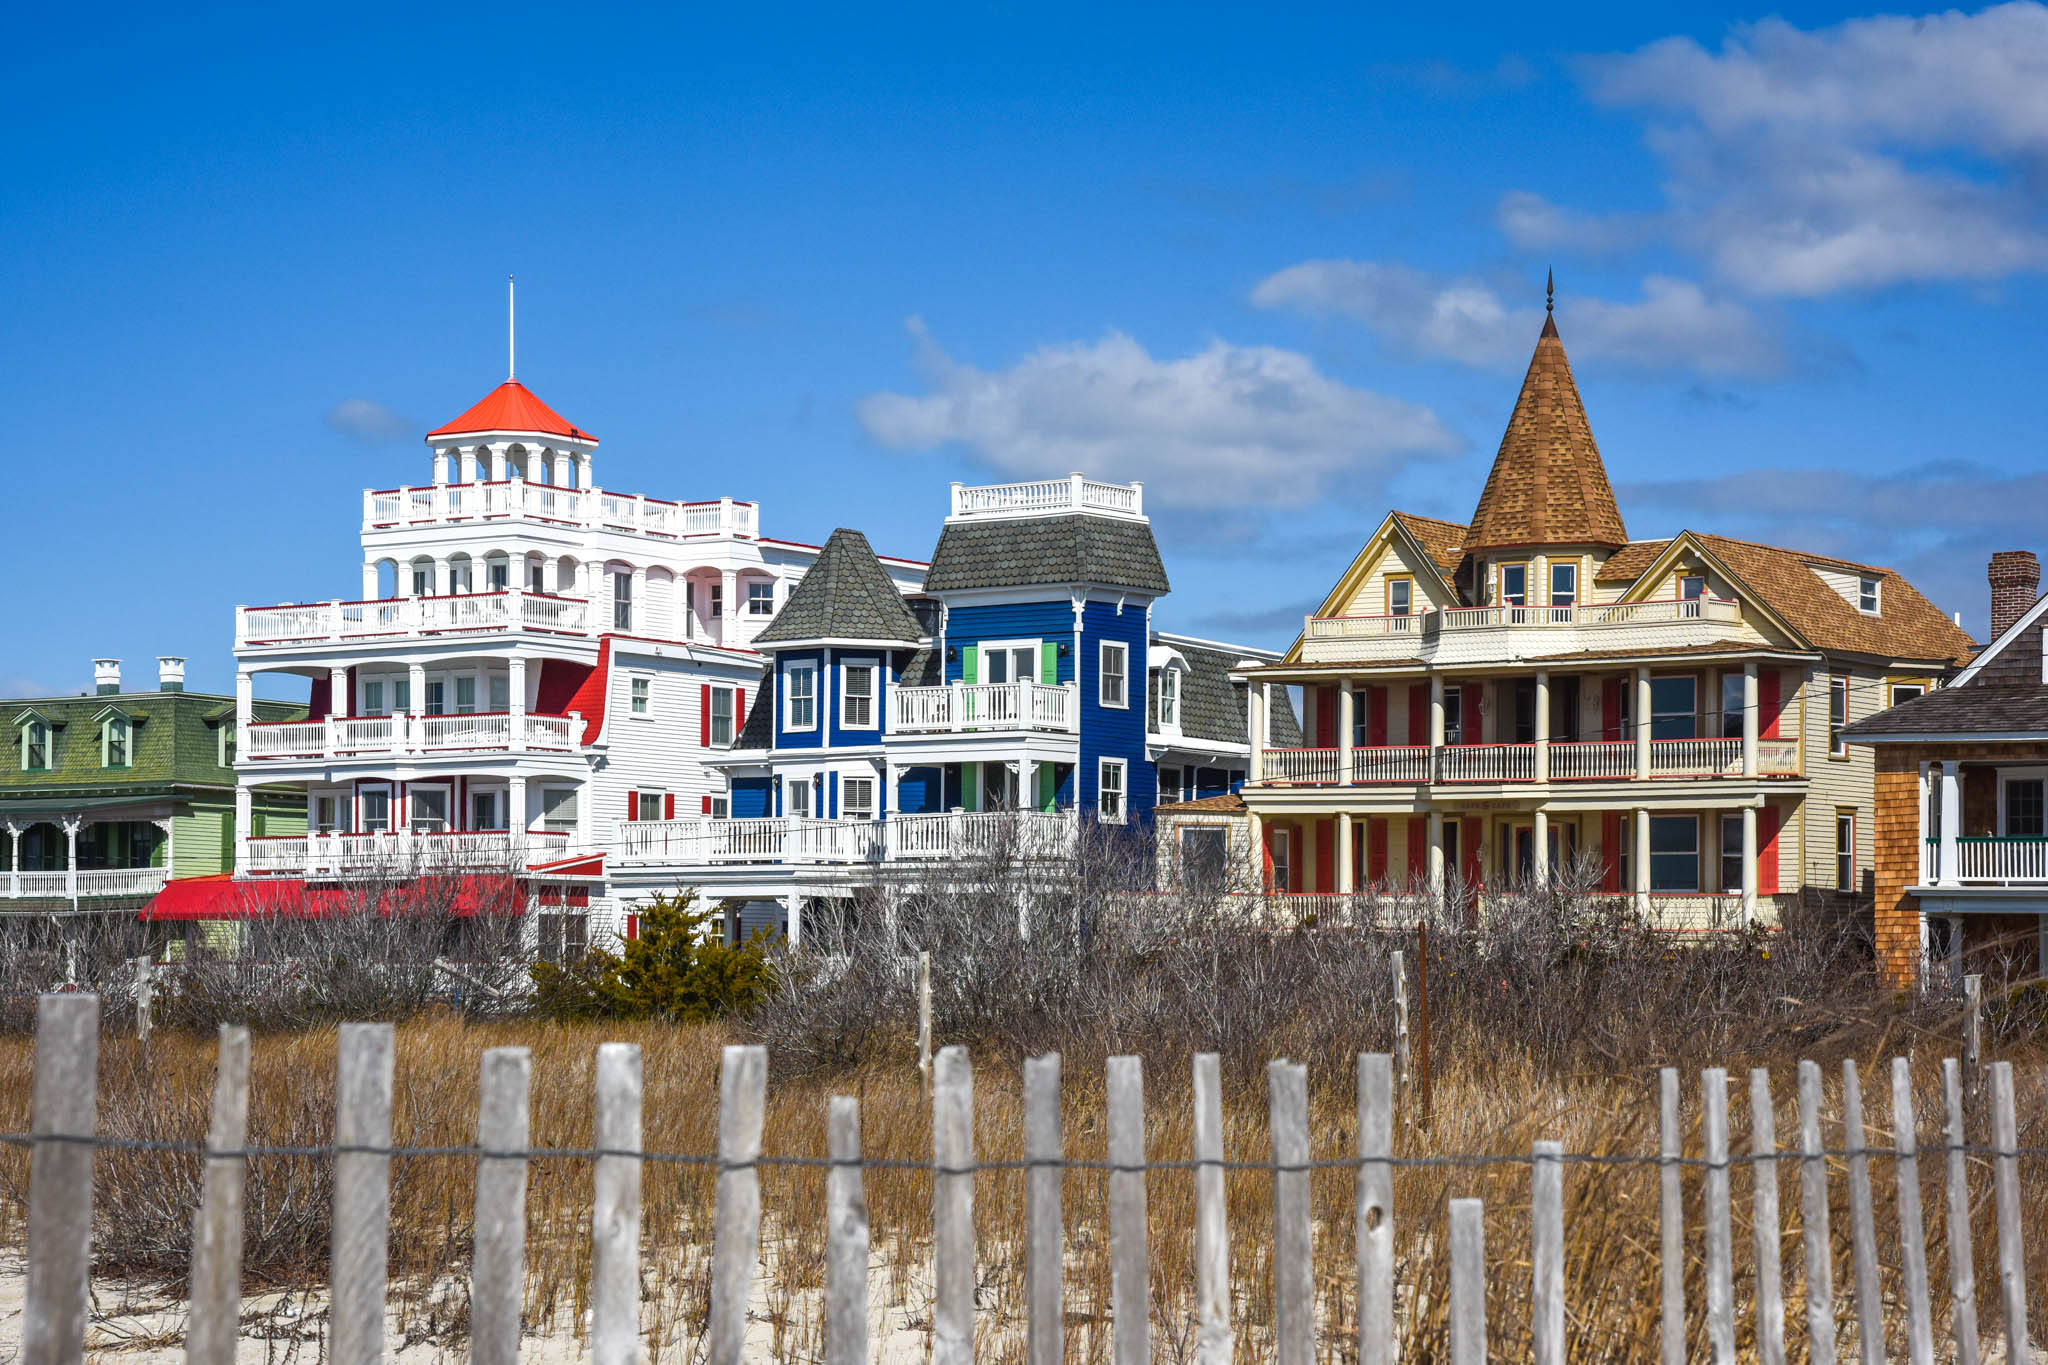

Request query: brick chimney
[{"left": 1988, "top": 550, "right": 2041, "bottom": 641}]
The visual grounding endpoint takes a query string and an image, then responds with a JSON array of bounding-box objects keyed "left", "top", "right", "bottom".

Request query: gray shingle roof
[
  {"left": 1843, "top": 686, "right": 2048, "bottom": 737},
  {"left": 924, "top": 515, "right": 1170, "bottom": 594},
  {"left": 755, "top": 528, "right": 922, "bottom": 646},
  {"left": 733, "top": 669, "right": 774, "bottom": 750},
  {"left": 900, "top": 646, "right": 941, "bottom": 687},
  {"left": 1149, "top": 639, "right": 1298, "bottom": 747}
]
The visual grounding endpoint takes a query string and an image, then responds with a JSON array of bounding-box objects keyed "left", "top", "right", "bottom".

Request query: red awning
[
  {"left": 144, "top": 875, "right": 526, "bottom": 921},
  {"left": 528, "top": 851, "right": 604, "bottom": 878}
]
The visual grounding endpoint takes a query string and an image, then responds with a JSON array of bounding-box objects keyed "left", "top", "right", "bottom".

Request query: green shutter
[
  {"left": 960, "top": 763, "right": 979, "bottom": 811},
  {"left": 1039, "top": 762, "right": 1056, "bottom": 811},
  {"left": 961, "top": 645, "right": 978, "bottom": 684},
  {"left": 1041, "top": 641, "right": 1058, "bottom": 684}
]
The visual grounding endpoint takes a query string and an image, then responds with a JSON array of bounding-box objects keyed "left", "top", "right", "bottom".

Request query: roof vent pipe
[
  {"left": 93, "top": 659, "right": 121, "bottom": 695},
  {"left": 158, "top": 657, "right": 186, "bottom": 692},
  {"left": 1988, "top": 550, "right": 2040, "bottom": 642}
]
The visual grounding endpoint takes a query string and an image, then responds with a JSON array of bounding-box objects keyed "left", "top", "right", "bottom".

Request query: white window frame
[
  {"left": 361, "top": 679, "right": 386, "bottom": 717},
  {"left": 1995, "top": 767, "right": 2048, "bottom": 838},
  {"left": 1829, "top": 674, "right": 1850, "bottom": 758},
  {"left": 709, "top": 794, "right": 731, "bottom": 820},
  {"left": 629, "top": 675, "right": 652, "bottom": 718},
  {"left": 612, "top": 571, "right": 634, "bottom": 631},
  {"left": 1679, "top": 574, "right": 1707, "bottom": 601},
  {"left": 1099, "top": 641, "right": 1129, "bottom": 709},
  {"left": 1157, "top": 667, "right": 1179, "bottom": 729},
  {"left": 1835, "top": 811, "right": 1856, "bottom": 892},
  {"left": 1499, "top": 562, "right": 1529, "bottom": 607},
  {"left": 1857, "top": 576, "right": 1881, "bottom": 615},
  {"left": 787, "top": 774, "right": 812, "bottom": 818},
  {"left": 786, "top": 661, "right": 818, "bottom": 731},
  {"left": 311, "top": 793, "right": 343, "bottom": 834},
  {"left": 635, "top": 791, "right": 665, "bottom": 822},
  {"left": 539, "top": 785, "right": 579, "bottom": 833},
  {"left": 408, "top": 782, "right": 453, "bottom": 833},
  {"left": 1097, "top": 756, "right": 1127, "bottom": 824},
  {"left": 1889, "top": 682, "right": 1926, "bottom": 707},
  {"left": 978, "top": 639, "right": 1041, "bottom": 686},
  {"left": 843, "top": 775, "right": 876, "bottom": 822},
  {"left": 21, "top": 719, "right": 49, "bottom": 772},
  {"left": 469, "top": 786, "right": 507, "bottom": 832},
  {"left": 1549, "top": 560, "right": 1578, "bottom": 608},
  {"left": 217, "top": 723, "right": 235, "bottom": 768},
  {"left": 1387, "top": 576, "right": 1413, "bottom": 617},
  {"left": 709, "top": 684, "right": 736, "bottom": 747},
  {"left": 358, "top": 783, "right": 393, "bottom": 833},
  {"left": 746, "top": 579, "right": 776, "bottom": 616},
  {"left": 102, "top": 716, "right": 131, "bottom": 768},
  {"left": 841, "top": 661, "right": 878, "bottom": 729}
]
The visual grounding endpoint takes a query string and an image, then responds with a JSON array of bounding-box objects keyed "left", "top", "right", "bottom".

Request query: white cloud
[
  {"left": 1252, "top": 261, "right": 1784, "bottom": 376},
  {"left": 1511, "top": 5, "right": 2048, "bottom": 296},
  {"left": 2, "top": 677, "right": 50, "bottom": 700},
  {"left": 856, "top": 319, "right": 1459, "bottom": 511},
  {"left": 326, "top": 397, "right": 413, "bottom": 443}
]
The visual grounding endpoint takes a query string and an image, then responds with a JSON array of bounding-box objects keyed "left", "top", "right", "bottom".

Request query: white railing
[
  {"left": 238, "top": 590, "right": 591, "bottom": 647},
  {"left": 245, "top": 713, "right": 580, "bottom": 761},
  {"left": 417, "top": 713, "right": 513, "bottom": 751},
  {"left": 1304, "top": 597, "right": 1744, "bottom": 639},
  {"left": 885, "top": 810, "right": 1075, "bottom": 860},
  {"left": 240, "top": 830, "right": 572, "bottom": 877},
  {"left": 1758, "top": 738, "right": 1801, "bottom": 775},
  {"left": 889, "top": 682, "right": 1077, "bottom": 734},
  {"left": 365, "top": 482, "right": 758, "bottom": 539},
  {"left": 73, "top": 867, "right": 170, "bottom": 897},
  {"left": 610, "top": 811, "right": 1076, "bottom": 866},
  {"left": 1649, "top": 737, "right": 1742, "bottom": 777},
  {"left": 333, "top": 716, "right": 398, "bottom": 753},
  {"left": 1351, "top": 745, "right": 1432, "bottom": 784},
  {"left": 1953, "top": 837, "right": 2048, "bottom": 885},
  {"left": 1549, "top": 740, "right": 1635, "bottom": 781},
  {"left": 948, "top": 474, "right": 1143, "bottom": 520},
  {"left": 1261, "top": 748, "right": 1338, "bottom": 783},
  {"left": 245, "top": 722, "right": 328, "bottom": 758},
  {"left": 1436, "top": 743, "right": 1536, "bottom": 783}
]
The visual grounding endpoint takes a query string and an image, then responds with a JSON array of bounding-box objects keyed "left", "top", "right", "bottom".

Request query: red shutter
[
  {"left": 1367, "top": 817, "right": 1389, "bottom": 885},
  {"left": 1406, "top": 817, "right": 1426, "bottom": 882},
  {"left": 625, "top": 914, "right": 639, "bottom": 941},
  {"left": 1367, "top": 688, "right": 1389, "bottom": 747},
  {"left": 1601, "top": 812, "right": 1622, "bottom": 891},
  {"left": 700, "top": 684, "right": 712, "bottom": 746},
  {"left": 1602, "top": 678, "right": 1625, "bottom": 741},
  {"left": 627, "top": 790, "right": 638, "bottom": 819},
  {"left": 1462, "top": 818, "right": 1483, "bottom": 888},
  {"left": 702, "top": 795, "right": 712, "bottom": 814},
  {"left": 1314, "top": 685, "right": 1337, "bottom": 747},
  {"left": 1760, "top": 670, "right": 1781, "bottom": 739},
  {"left": 1315, "top": 819, "right": 1334, "bottom": 894},
  {"left": 1759, "top": 805, "right": 1781, "bottom": 894},
  {"left": 664, "top": 794, "right": 675, "bottom": 820},
  {"left": 1408, "top": 684, "right": 1429, "bottom": 746},
  {"left": 736, "top": 689, "right": 746, "bottom": 735},
  {"left": 1262, "top": 825, "right": 1276, "bottom": 891}
]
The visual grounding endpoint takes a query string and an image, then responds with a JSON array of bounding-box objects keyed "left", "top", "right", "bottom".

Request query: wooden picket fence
[{"left": 10, "top": 991, "right": 2045, "bottom": 1365}]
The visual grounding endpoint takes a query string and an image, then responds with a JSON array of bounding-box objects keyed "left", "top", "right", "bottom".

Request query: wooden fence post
[
  {"left": 1415, "top": 919, "right": 1432, "bottom": 1126},
  {"left": 1107, "top": 1056, "right": 1149, "bottom": 1365},
  {"left": 24, "top": 993, "right": 98, "bottom": 1365},
  {"left": 1962, "top": 974, "right": 1982, "bottom": 1092},
  {"left": 1659, "top": 1067, "right": 1685, "bottom": 1365},
  {"left": 1796, "top": 1060, "right": 1837, "bottom": 1365},
  {"left": 1192, "top": 1052, "right": 1233, "bottom": 1365},
  {"left": 1891, "top": 1057, "right": 1936, "bottom": 1365},
  {"left": 1268, "top": 1059, "right": 1312, "bottom": 1365},
  {"left": 332, "top": 1022, "right": 393, "bottom": 1365},
  {"left": 1025, "top": 1053, "right": 1065, "bottom": 1365},
  {"left": 933, "top": 1045, "right": 976, "bottom": 1365},
  {"left": 710, "top": 1045, "right": 767, "bottom": 1365},
  {"left": 1988, "top": 1062, "right": 2029, "bottom": 1365},
  {"left": 1357, "top": 1053, "right": 1394, "bottom": 1365},
  {"left": 825, "top": 1095, "right": 869, "bottom": 1365},
  {"left": 1940, "top": 1058, "right": 1981, "bottom": 1365},
  {"left": 1702, "top": 1068, "right": 1735, "bottom": 1365},
  {"left": 1391, "top": 951, "right": 1411, "bottom": 1094},
  {"left": 1531, "top": 1140, "right": 1565, "bottom": 1365},
  {"left": 1749, "top": 1068, "right": 1786, "bottom": 1365},
  {"left": 591, "top": 1043, "right": 642, "bottom": 1365},
  {"left": 472, "top": 1047, "right": 531, "bottom": 1365},
  {"left": 186, "top": 1024, "right": 248, "bottom": 1365},
  {"left": 1841, "top": 1060, "right": 1884, "bottom": 1365},
  {"left": 917, "top": 950, "right": 933, "bottom": 1099},
  {"left": 1449, "top": 1197, "right": 1487, "bottom": 1365}
]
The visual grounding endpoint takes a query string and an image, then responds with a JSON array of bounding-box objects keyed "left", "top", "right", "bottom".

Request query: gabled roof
[
  {"left": 734, "top": 669, "right": 775, "bottom": 750},
  {"left": 1844, "top": 576, "right": 2044, "bottom": 739},
  {"left": 925, "top": 514, "right": 1170, "bottom": 595},
  {"left": 1152, "top": 638, "right": 1265, "bottom": 747},
  {"left": 427, "top": 380, "right": 598, "bottom": 442},
  {"left": 755, "top": 528, "right": 923, "bottom": 646},
  {"left": 1464, "top": 314, "right": 1629, "bottom": 552},
  {"left": 1387, "top": 512, "right": 1469, "bottom": 582}
]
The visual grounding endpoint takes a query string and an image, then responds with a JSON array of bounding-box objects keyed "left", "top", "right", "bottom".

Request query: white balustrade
[
  {"left": 16, "top": 872, "right": 73, "bottom": 898},
  {"left": 608, "top": 810, "right": 1076, "bottom": 866},
  {"left": 1757, "top": 738, "right": 1801, "bottom": 775},
  {"left": 1954, "top": 837, "right": 2048, "bottom": 885},
  {"left": 948, "top": 476, "right": 1143, "bottom": 519},
  {"left": 242, "top": 829, "right": 571, "bottom": 877},
  {"left": 1649, "top": 737, "right": 1742, "bottom": 777},
  {"left": 238, "top": 591, "right": 593, "bottom": 647},
  {"left": 1261, "top": 748, "right": 1339, "bottom": 783},
  {"left": 244, "top": 712, "right": 576, "bottom": 760},
  {"left": 1549, "top": 740, "right": 1635, "bottom": 781},
  {"left": 1351, "top": 745, "right": 1432, "bottom": 783},
  {"left": 363, "top": 482, "right": 755, "bottom": 538},
  {"left": 1302, "top": 596, "right": 1743, "bottom": 642},
  {"left": 1436, "top": 743, "right": 1536, "bottom": 783},
  {"left": 72, "top": 867, "right": 170, "bottom": 897},
  {"left": 417, "top": 713, "right": 512, "bottom": 751},
  {"left": 890, "top": 682, "right": 1076, "bottom": 734},
  {"left": 333, "top": 716, "right": 396, "bottom": 753},
  {"left": 244, "top": 721, "right": 327, "bottom": 758}
]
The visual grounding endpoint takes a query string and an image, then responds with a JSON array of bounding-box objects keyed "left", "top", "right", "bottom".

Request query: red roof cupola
[{"left": 427, "top": 379, "right": 598, "bottom": 443}]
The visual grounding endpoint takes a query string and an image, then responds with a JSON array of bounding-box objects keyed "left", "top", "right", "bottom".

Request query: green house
[{"left": 2, "top": 658, "right": 305, "bottom": 912}]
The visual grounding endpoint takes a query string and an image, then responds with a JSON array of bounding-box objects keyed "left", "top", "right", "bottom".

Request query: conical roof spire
[
  {"left": 755, "top": 528, "right": 922, "bottom": 646},
  {"left": 1464, "top": 304, "right": 1627, "bottom": 551}
]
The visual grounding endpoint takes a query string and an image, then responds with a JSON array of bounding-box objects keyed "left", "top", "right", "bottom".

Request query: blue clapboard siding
[
  {"left": 774, "top": 650, "right": 825, "bottom": 749},
  {"left": 943, "top": 602, "right": 1075, "bottom": 682},
  {"left": 897, "top": 766, "right": 942, "bottom": 814},
  {"left": 731, "top": 776, "right": 772, "bottom": 819},
  {"left": 827, "top": 649, "right": 886, "bottom": 747},
  {"left": 1078, "top": 598, "right": 1155, "bottom": 825}
]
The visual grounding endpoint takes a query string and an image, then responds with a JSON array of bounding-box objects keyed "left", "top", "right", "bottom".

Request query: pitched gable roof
[
  {"left": 755, "top": 528, "right": 923, "bottom": 645},
  {"left": 924, "top": 514, "right": 1170, "bottom": 595},
  {"left": 1388, "top": 511, "right": 1469, "bottom": 581},
  {"left": 1465, "top": 315, "right": 1628, "bottom": 552},
  {"left": 427, "top": 380, "right": 597, "bottom": 442}
]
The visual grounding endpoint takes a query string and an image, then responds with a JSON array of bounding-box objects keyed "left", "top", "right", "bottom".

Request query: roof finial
[
  {"left": 507, "top": 274, "right": 516, "bottom": 381},
  {"left": 1546, "top": 267, "right": 1554, "bottom": 315}
]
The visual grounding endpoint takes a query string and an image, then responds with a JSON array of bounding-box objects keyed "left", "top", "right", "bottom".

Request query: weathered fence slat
[
  {"left": 1025, "top": 1053, "right": 1065, "bottom": 1365},
  {"left": 1532, "top": 1140, "right": 1565, "bottom": 1365},
  {"left": 1702, "top": 1068, "right": 1736, "bottom": 1365},
  {"left": 1988, "top": 1062, "right": 2030, "bottom": 1365},
  {"left": 1842, "top": 1059, "right": 1885, "bottom": 1365},
  {"left": 933, "top": 1045, "right": 976, "bottom": 1365},
  {"left": 1269, "top": 1059, "right": 1313, "bottom": 1365},
  {"left": 1357, "top": 1052, "right": 1395, "bottom": 1365},
  {"left": 1962, "top": 974, "right": 1982, "bottom": 1089},
  {"left": 1107, "top": 1056, "right": 1149, "bottom": 1365},
  {"left": 1940, "top": 1058, "right": 1981, "bottom": 1365},
  {"left": 1797, "top": 1060, "right": 1837, "bottom": 1365},
  {"left": 1192, "top": 1052, "right": 1233, "bottom": 1365},
  {"left": 1391, "top": 950, "right": 1411, "bottom": 1090},
  {"left": 591, "top": 1043, "right": 642, "bottom": 1365},
  {"left": 332, "top": 1022, "right": 394, "bottom": 1365},
  {"left": 1450, "top": 1197, "right": 1487, "bottom": 1365},
  {"left": 1749, "top": 1068, "right": 1786, "bottom": 1365},
  {"left": 185, "top": 1024, "right": 248, "bottom": 1365},
  {"left": 825, "top": 1095, "right": 869, "bottom": 1365},
  {"left": 1892, "top": 1056, "right": 1936, "bottom": 1365},
  {"left": 471, "top": 1046, "right": 531, "bottom": 1365},
  {"left": 710, "top": 1044, "right": 768, "bottom": 1365},
  {"left": 1659, "top": 1068, "right": 1685, "bottom": 1365},
  {"left": 24, "top": 993, "right": 98, "bottom": 1365}
]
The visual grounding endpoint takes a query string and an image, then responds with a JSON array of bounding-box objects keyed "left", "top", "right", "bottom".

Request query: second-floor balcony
[
  {"left": 237, "top": 590, "right": 592, "bottom": 649},
  {"left": 1921, "top": 837, "right": 2048, "bottom": 887},
  {"left": 363, "top": 482, "right": 760, "bottom": 541},
  {"left": 240, "top": 830, "right": 573, "bottom": 878},
  {"left": 890, "top": 682, "right": 1078, "bottom": 736},
  {"left": 4, "top": 866, "right": 169, "bottom": 900},
  {"left": 1255, "top": 736, "right": 1802, "bottom": 787},
  {"left": 612, "top": 809, "right": 1077, "bottom": 867},
  {"left": 1300, "top": 597, "right": 1746, "bottom": 663},
  {"left": 244, "top": 712, "right": 580, "bottom": 761}
]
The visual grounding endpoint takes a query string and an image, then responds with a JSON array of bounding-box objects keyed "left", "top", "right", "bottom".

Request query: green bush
[{"left": 530, "top": 890, "right": 773, "bottom": 1022}]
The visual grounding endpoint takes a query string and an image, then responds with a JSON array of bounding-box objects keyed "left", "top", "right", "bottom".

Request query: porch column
[
  {"left": 576, "top": 452, "right": 593, "bottom": 491},
  {"left": 784, "top": 893, "right": 802, "bottom": 947},
  {"left": 328, "top": 667, "right": 349, "bottom": 718},
  {"left": 361, "top": 562, "right": 379, "bottom": 600},
  {"left": 1532, "top": 808, "right": 1549, "bottom": 883},
  {"left": 1336, "top": 813, "right": 1354, "bottom": 893},
  {"left": 1429, "top": 674, "right": 1445, "bottom": 747},
  {"left": 432, "top": 449, "right": 449, "bottom": 485},
  {"left": 1245, "top": 810, "right": 1263, "bottom": 890},
  {"left": 721, "top": 570, "right": 739, "bottom": 627},
  {"left": 509, "top": 775, "right": 528, "bottom": 839},
  {"left": 1534, "top": 670, "right": 1550, "bottom": 782},
  {"left": 6, "top": 821, "right": 20, "bottom": 898},
  {"left": 509, "top": 656, "right": 528, "bottom": 751},
  {"left": 1741, "top": 662, "right": 1759, "bottom": 778},
  {"left": 489, "top": 443, "right": 509, "bottom": 481},
  {"left": 1937, "top": 760, "right": 1962, "bottom": 886},
  {"left": 1008, "top": 760, "right": 1024, "bottom": 811},
  {"left": 1338, "top": 680, "right": 1355, "bottom": 784},
  {"left": 630, "top": 566, "right": 648, "bottom": 633},
  {"left": 886, "top": 762, "right": 902, "bottom": 817},
  {"left": 1633, "top": 807, "right": 1650, "bottom": 914},
  {"left": 1634, "top": 667, "right": 1652, "bottom": 780},
  {"left": 553, "top": 450, "right": 573, "bottom": 486},
  {"left": 1247, "top": 685, "right": 1265, "bottom": 782},
  {"left": 63, "top": 816, "right": 80, "bottom": 901},
  {"left": 458, "top": 446, "right": 478, "bottom": 482},
  {"left": 235, "top": 668, "right": 254, "bottom": 760},
  {"left": 433, "top": 556, "right": 452, "bottom": 598},
  {"left": 1917, "top": 762, "right": 1931, "bottom": 883},
  {"left": 408, "top": 662, "right": 427, "bottom": 754},
  {"left": 1741, "top": 804, "right": 1759, "bottom": 922},
  {"left": 234, "top": 786, "right": 253, "bottom": 873},
  {"left": 1427, "top": 810, "right": 1446, "bottom": 896}
]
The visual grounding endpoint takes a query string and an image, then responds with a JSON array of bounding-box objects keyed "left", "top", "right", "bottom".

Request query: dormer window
[
  {"left": 103, "top": 715, "right": 131, "bottom": 768},
  {"left": 20, "top": 718, "right": 50, "bottom": 772},
  {"left": 1857, "top": 576, "right": 1880, "bottom": 615},
  {"left": 1157, "top": 668, "right": 1179, "bottom": 728},
  {"left": 1680, "top": 574, "right": 1706, "bottom": 601}
]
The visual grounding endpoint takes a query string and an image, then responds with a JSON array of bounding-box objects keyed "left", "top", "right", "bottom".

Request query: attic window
[
  {"left": 1857, "top": 576, "right": 1880, "bottom": 615},
  {"left": 20, "top": 718, "right": 50, "bottom": 772}
]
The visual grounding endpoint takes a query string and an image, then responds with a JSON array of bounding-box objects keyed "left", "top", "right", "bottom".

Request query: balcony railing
[
  {"left": 1922, "top": 836, "right": 2048, "bottom": 886},
  {"left": 244, "top": 712, "right": 580, "bottom": 760},
  {"left": 1256, "top": 735, "right": 1804, "bottom": 786},
  {"left": 949, "top": 475, "right": 1142, "bottom": 520},
  {"left": 364, "top": 482, "right": 760, "bottom": 540},
  {"left": 3, "top": 867, "right": 169, "bottom": 900},
  {"left": 890, "top": 682, "right": 1078, "bottom": 735},
  {"left": 610, "top": 810, "right": 1078, "bottom": 866},
  {"left": 1307, "top": 597, "right": 1743, "bottom": 640},
  {"left": 239, "top": 830, "right": 573, "bottom": 878},
  {"left": 1299, "top": 597, "right": 1748, "bottom": 663},
  {"left": 237, "top": 590, "right": 592, "bottom": 648}
]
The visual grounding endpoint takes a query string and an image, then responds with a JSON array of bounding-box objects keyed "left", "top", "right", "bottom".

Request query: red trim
[
  {"left": 564, "top": 637, "right": 610, "bottom": 744},
  {"left": 1461, "top": 818, "right": 1483, "bottom": 889},
  {"left": 701, "top": 795, "right": 713, "bottom": 815},
  {"left": 1314, "top": 818, "right": 1334, "bottom": 894},
  {"left": 627, "top": 790, "right": 639, "bottom": 819},
  {"left": 1759, "top": 805, "right": 1781, "bottom": 895},
  {"left": 1407, "top": 683, "right": 1428, "bottom": 747},
  {"left": 1760, "top": 670, "right": 1782, "bottom": 739},
  {"left": 701, "top": 683, "right": 712, "bottom": 747},
  {"left": 1406, "top": 817, "right": 1426, "bottom": 881},
  {"left": 1366, "top": 817, "right": 1389, "bottom": 885},
  {"left": 1602, "top": 677, "right": 1625, "bottom": 741},
  {"left": 664, "top": 793, "right": 675, "bottom": 820},
  {"left": 307, "top": 675, "right": 332, "bottom": 722},
  {"left": 1601, "top": 812, "right": 1623, "bottom": 892},
  {"left": 625, "top": 914, "right": 640, "bottom": 941}
]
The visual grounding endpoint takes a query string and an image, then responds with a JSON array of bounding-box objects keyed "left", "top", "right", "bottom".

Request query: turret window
[
  {"left": 1549, "top": 562, "right": 1578, "bottom": 608},
  {"left": 786, "top": 663, "right": 818, "bottom": 731},
  {"left": 1500, "top": 563, "right": 1528, "bottom": 607},
  {"left": 842, "top": 664, "right": 876, "bottom": 728}
]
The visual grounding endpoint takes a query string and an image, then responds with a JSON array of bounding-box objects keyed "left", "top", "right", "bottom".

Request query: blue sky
[{"left": 6, "top": 2, "right": 2046, "bottom": 698}]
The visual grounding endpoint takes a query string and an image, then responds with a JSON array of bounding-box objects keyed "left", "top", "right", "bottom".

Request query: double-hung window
[
  {"left": 1720, "top": 816, "right": 1744, "bottom": 892},
  {"left": 489, "top": 673, "right": 510, "bottom": 713},
  {"left": 1649, "top": 676, "right": 1697, "bottom": 741},
  {"left": 409, "top": 785, "right": 450, "bottom": 833},
  {"left": 1388, "top": 577, "right": 1413, "bottom": 616},
  {"left": 747, "top": 580, "right": 775, "bottom": 616},
  {"left": 612, "top": 571, "right": 633, "bottom": 631},
  {"left": 842, "top": 663, "right": 876, "bottom": 728},
  {"left": 362, "top": 681, "right": 386, "bottom": 717},
  {"left": 22, "top": 720, "right": 50, "bottom": 771},
  {"left": 636, "top": 792, "right": 664, "bottom": 822},
  {"left": 707, "top": 582, "right": 723, "bottom": 620},
  {"left": 424, "top": 680, "right": 446, "bottom": 717},
  {"left": 1648, "top": 815, "right": 1699, "bottom": 892},
  {"left": 454, "top": 676, "right": 477, "bottom": 715},
  {"left": 1835, "top": 812, "right": 1856, "bottom": 892},
  {"left": 1500, "top": 563, "right": 1528, "bottom": 607},
  {"left": 1829, "top": 675, "right": 1849, "bottom": 757},
  {"left": 1099, "top": 642, "right": 1129, "bottom": 708},
  {"left": 1549, "top": 561, "right": 1578, "bottom": 608},
  {"left": 359, "top": 786, "right": 392, "bottom": 833},
  {"left": 709, "top": 685, "right": 735, "bottom": 746},
  {"left": 630, "top": 677, "right": 651, "bottom": 716},
  {"left": 470, "top": 788, "right": 506, "bottom": 831},
  {"left": 103, "top": 717, "right": 130, "bottom": 768},
  {"left": 1157, "top": 668, "right": 1179, "bottom": 728},
  {"left": 312, "top": 794, "right": 341, "bottom": 834},
  {"left": 540, "top": 786, "right": 578, "bottom": 833},
  {"left": 710, "top": 795, "right": 731, "bottom": 820},
  {"left": 843, "top": 776, "right": 875, "bottom": 822},
  {"left": 2002, "top": 777, "right": 2046, "bottom": 837},
  {"left": 1443, "top": 688, "right": 1464, "bottom": 745},
  {"left": 786, "top": 663, "right": 817, "bottom": 731},
  {"left": 1097, "top": 757, "right": 1127, "bottom": 824},
  {"left": 1857, "top": 576, "right": 1880, "bottom": 614},
  {"left": 1680, "top": 574, "right": 1707, "bottom": 602}
]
